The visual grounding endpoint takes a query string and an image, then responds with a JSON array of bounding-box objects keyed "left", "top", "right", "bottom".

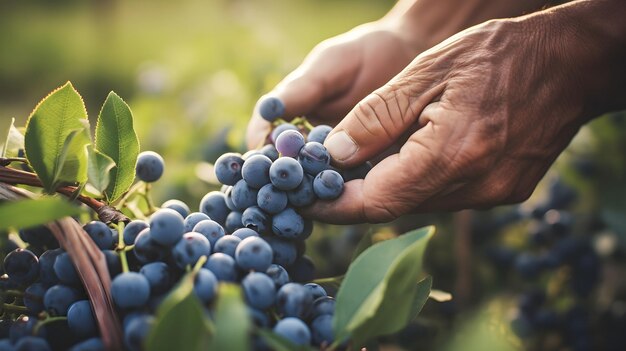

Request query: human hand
[
  {"left": 246, "top": 20, "right": 423, "bottom": 149},
  {"left": 302, "top": 0, "right": 626, "bottom": 224}
]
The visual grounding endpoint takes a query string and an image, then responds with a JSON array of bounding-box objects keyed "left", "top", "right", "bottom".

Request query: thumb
[{"left": 324, "top": 72, "right": 443, "bottom": 168}]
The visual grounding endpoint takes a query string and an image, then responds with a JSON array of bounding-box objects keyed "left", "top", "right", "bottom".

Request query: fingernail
[{"left": 325, "top": 130, "right": 358, "bottom": 161}]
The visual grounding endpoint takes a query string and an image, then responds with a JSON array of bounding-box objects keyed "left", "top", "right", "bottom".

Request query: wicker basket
[{"left": 0, "top": 182, "right": 124, "bottom": 351}]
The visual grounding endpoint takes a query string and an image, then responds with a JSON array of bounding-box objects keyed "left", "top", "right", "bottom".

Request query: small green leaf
[
  {"left": 407, "top": 276, "right": 433, "bottom": 322},
  {"left": 207, "top": 283, "right": 251, "bottom": 351},
  {"left": 87, "top": 146, "right": 116, "bottom": 194},
  {"left": 95, "top": 92, "right": 140, "bottom": 202},
  {"left": 146, "top": 273, "right": 209, "bottom": 351},
  {"left": 333, "top": 226, "right": 435, "bottom": 346},
  {"left": 0, "top": 197, "right": 83, "bottom": 231},
  {"left": 24, "top": 82, "right": 91, "bottom": 193},
  {"left": 1, "top": 118, "right": 25, "bottom": 158},
  {"left": 257, "top": 329, "right": 316, "bottom": 351},
  {"left": 350, "top": 227, "right": 375, "bottom": 262}
]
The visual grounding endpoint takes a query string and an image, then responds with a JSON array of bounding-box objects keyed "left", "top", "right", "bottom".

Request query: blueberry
[
  {"left": 242, "top": 155, "right": 273, "bottom": 189},
  {"left": 213, "top": 235, "right": 242, "bottom": 258},
  {"left": 260, "top": 144, "right": 279, "bottom": 161},
  {"left": 257, "top": 184, "right": 288, "bottom": 214},
  {"left": 10, "top": 316, "right": 38, "bottom": 343},
  {"left": 214, "top": 152, "right": 244, "bottom": 186},
  {"left": 149, "top": 209, "right": 185, "bottom": 247},
  {"left": 193, "top": 268, "right": 218, "bottom": 303},
  {"left": 135, "top": 151, "right": 164, "bottom": 182},
  {"left": 235, "top": 237, "right": 273, "bottom": 272},
  {"left": 193, "top": 219, "right": 225, "bottom": 248},
  {"left": 172, "top": 232, "right": 211, "bottom": 269},
  {"left": 241, "top": 206, "right": 270, "bottom": 233},
  {"left": 287, "top": 256, "right": 316, "bottom": 283},
  {"left": 231, "top": 179, "right": 259, "bottom": 210},
  {"left": 248, "top": 308, "right": 270, "bottom": 328},
  {"left": 312, "top": 296, "right": 335, "bottom": 318},
  {"left": 204, "top": 253, "right": 238, "bottom": 282},
  {"left": 264, "top": 237, "right": 297, "bottom": 267},
  {"left": 270, "top": 157, "right": 304, "bottom": 191},
  {"left": 43, "top": 285, "right": 82, "bottom": 316},
  {"left": 24, "top": 282, "right": 47, "bottom": 314},
  {"left": 232, "top": 228, "right": 259, "bottom": 241},
  {"left": 199, "top": 191, "right": 229, "bottom": 225},
  {"left": 67, "top": 300, "right": 97, "bottom": 338},
  {"left": 272, "top": 208, "right": 305, "bottom": 239},
  {"left": 275, "top": 130, "right": 306, "bottom": 158},
  {"left": 83, "top": 221, "right": 114, "bottom": 250},
  {"left": 313, "top": 170, "right": 344, "bottom": 200},
  {"left": 123, "top": 220, "right": 149, "bottom": 246},
  {"left": 14, "top": 336, "right": 51, "bottom": 351},
  {"left": 124, "top": 315, "right": 155, "bottom": 351},
  {"left": 183, "top": 212, "right": 211, "bottom": 233},
  {"left": 258, "top": 96, "right": 285, "bottom": 122},
  {"left": 311, "top": 314, "right": 334, "bottom": 346},
  {"left": 18, "top": 226, "right": 58, "bottom": 250},
  {"left": 4, "top": 249, "right": 39, "bottom": 285},
  {"left": 307, "top": 125, "right": 332, "bottom": 144},
  {"left": 270, "top": 124, "right": 298, "bottom": 144},
  {"left": 276, "top": 283, "right": 313, "bottom": 319},
  {"left": 273, "top": 317, "right": 311, "bottom": 346},
  {"left": 514, "top": 253, "right": 542, "bottom": 278},
  {"left": 266, "top": 264, "right": 290, "bottom": 288},
  {"left": 140, "top": 262, "right": 172, "bottom": 294},
  {"left": 287, "top": 174, "right": 316, "bottom": 208},
  {"left": 298, "top": 142, "right": 330, "bottom": 175},
  {"left": 241, "top": 272, "right": 276, "bottom": 309},
  {"left": 111, "top": 272, "right": 151, "bottom": 309},
  {"left": 225, "top": 211, "right": 244, "bottom": 233},
  {"left": 133, "top": 229, "right": 169, "bottom": 264},
  {"left": 161, "top": 199, "right": 190, "bottom": 218},
  {"left": 103, "top": 250, "right": 122, "bottom": 277},
  {"left": 69, "top": 338, "right": 104, "bottom": 351},
  {"left": 53, "top": 252, "right": 80, "bottom": 286},
  {"left": 304, "top": 283, "right": 327, "bottom": 301}
]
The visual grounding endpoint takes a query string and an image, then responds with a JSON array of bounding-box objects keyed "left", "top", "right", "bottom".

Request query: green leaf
[
  {"left": 1, "top": 118, "right": 25, "bottom": 158},
  {"left": 95, "top": 92, "right": 139, "bottom": 202},
  {"left": 0, "top": 197, "right": 83, "bottom": 231},
  {"left": 350, "top": 227, "right": 375, "bottom": 262},
  {"left": 207, "top": 283, "right": 251, "bottom": 351},
  {"left": 146, "top": 273, "right": 209, "bottom": 351},
  {"left": 333, "top": 226, "right": 435, "bottom": 346},
  {"left": 24, "top": 82, "right": 91, "bottom": 193},
  {"left": 407, "top": 276, "right": 433, "bottom": 322},
  {"left": 257, "top": 329, "right": 316, "bottom": 351},
  {"left": 87, "top": 146, "right": 116, "bottom": 194}
]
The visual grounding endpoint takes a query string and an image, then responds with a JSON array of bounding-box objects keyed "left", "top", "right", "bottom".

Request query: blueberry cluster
[
  {"left": 480, "top": 178, "right": 603, "bottom": 350},
  {"left": 0, "top": 118, "right": 370, "bottom": 350}
]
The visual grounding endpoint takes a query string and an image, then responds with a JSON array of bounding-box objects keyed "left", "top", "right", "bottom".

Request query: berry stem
[
  {"left": 143, "top": 182, "right": 157, "bottom": 215},
  {"left": 192, "top": 255, "right": 208, "bottom": 274},
  {"left": 34, "top": 316, "right": 67, "bottom": 335},
  {"left": 1, "top": 303, "right": 28, "bottom": 313},
  {"left": 4, "top": 289, "right": 24, "bottom": 298},
  {"left": 115, "top": 222, "right": 130, "bottom": 273},
  {"left": 0, "top": 157, "right": 29, "bottom": 167},
  {"left": 0, "top": 166, "right": 129, "bottom": 223}
]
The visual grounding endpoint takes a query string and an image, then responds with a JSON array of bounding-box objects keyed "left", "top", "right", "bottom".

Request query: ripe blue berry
[
  {"left": 270, "top": 124, "right": 297, "bottom": 144},
  {"left": 225, "top": 211, "right": 244, "bottom": 233},
  {"left": 231, "top": 179, "right": 259, "bottom": 210},
  {"left": 241, "top": 272, "right": 276, "bottom": 310},
  {"left": 183, "top": 212, "right": 211, "bottom": 233},
  {"left": 124, "top": 315, "right": 154, "bottom": 351},
  {"left": 298, "top": 142, "right": 330, "bottom": 175},
  {"left": 311, "top": 314, "right": 334, "bottom": 346},
  {"left": 83, "top": 221, "right": 114, "bottom": 250},
  {"left": 199, "top": 191, "right": 229, "bottom": 225},
  {"left": 111, "top": 272, "right": 151, "bottom": 309},
  {"left": 193, "top": 268, "right": 218, "bottom": 304},
  {"left": 67, "top": 300, "right": 97, "bottom": 339},
  {"left": 257, "top": 184, "right": 288, "bottom": 214},
  {"left": 265, "top": 237, "right": 297, "bottom": 267},
  {"left": 149, "top": 209, "right": 185, "bottom": 247},
  {"left": 44, "top": 285, "right": 82, "bottom": 316},
  {"left": 193, "top": 219, "right": 225, "bottom": 247},
  {"left": 276, "top": 283, "right": 314, "bottom": 319},
  {"left": 213, "top": 235, "right": 242, "bottom": 258},
  {"left": 139, "top": 262, "right": 172, "bottom": 294},
  {"left": 172, "top": 232, "right": 211, "bottom": 269},
  {"left": 242, "top": 155, "right": 272, "bottom": 189},
  {"left": 275, "top": 130, "right": 306, "bottom": 158},
  {"left": 307, "top": 125, "right": 332, "bottom": 144},
  {"left": 235, "top": 237, "right": 273, "bottom": 272},
  {"left": 232, "top": 228, "right": 259, "bottom": 240},
  {"left": 313, "top": 170, "right": 344, "bottom": 200},
  {"left": 266, "top": 264, "right": 290, "bottom": 288},
  {"left": 272, "top": 208, "right": 305, "bottom": 239},
  {"left": 287, "top": 174, "right": 316, "bottom": 207},
  {"left": 24, "top": 282, "right": 47, "bottom": 314},
  {"left": 214, "top": 152, "right": 244, "bottom": 186},
  {"left": 4, "top": 248, "right": 39, "bottom": 285},
  {"left": 241, "top": 206, "right": 270, "bottom": 233},
  {"left": 135, "top": 151, "right": 164, "bottom": 182},
  {"left": 133, "top": 229, "right": 169, "bottom": 264},
  {"left": 53, "top": 252, "right": 80, "bottom": 286},
  {"left": 258, "top": 96, "right": 285, "bottom": 122},
  {"left": 123, "top": 220, "right": 149, "bottom": 246},
  {"left": 273, "top": 317, "right": 311, "bottom": 346},
  {"left": 204, "top": 253, "right": 238, "bottom": 282},
  {"left": 161, "top": 199, "right": 190, "bottom": 218},
  {"left": 270, "top": 157, "right": 304, "bottom": 191}
]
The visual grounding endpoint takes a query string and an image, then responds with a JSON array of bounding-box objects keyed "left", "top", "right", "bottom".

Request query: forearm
[
  {"left": 524, "top": 0, "right": 626, "bottom": 120},
  {"left": 383, "top": 0, "right": 551, "bottom": 48}
]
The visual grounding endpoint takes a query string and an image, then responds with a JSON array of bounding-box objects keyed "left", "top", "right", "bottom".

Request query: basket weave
[{"left": 0, "top": 182, "right": 124, "bottom": 351}]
